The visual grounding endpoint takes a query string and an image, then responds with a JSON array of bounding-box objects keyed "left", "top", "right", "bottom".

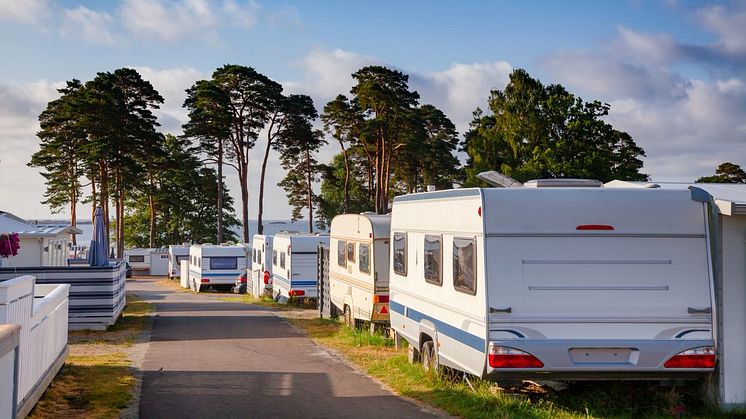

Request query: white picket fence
[{"left": 0, "top": 275, "right": 69, "bottom": 418}]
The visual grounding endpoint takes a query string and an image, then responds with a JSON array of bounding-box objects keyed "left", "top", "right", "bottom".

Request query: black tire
[
  {"left": 421, "top": 340, "right": 438, "bottom": 372},
  {"left": 344, "top": 305, "right": 354, "bottom": 328}
]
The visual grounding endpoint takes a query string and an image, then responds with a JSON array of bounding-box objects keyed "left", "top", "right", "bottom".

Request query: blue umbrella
[{"left": 88, "top": 207, "right": 109, "bottom": 266}]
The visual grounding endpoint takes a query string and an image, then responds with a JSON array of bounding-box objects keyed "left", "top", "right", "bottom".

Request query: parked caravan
[
  {"left": 188, "top": 244, "right": 249, "bottom": 292},
  {"left": 271, "top": 234, "right": 329, "bottom": 302},
  {"left": 168, "top": 244, "right": 190, "bottom": 278},
  {"left": 124, "top": 248, "right": 151, "bottom": 276},
  {"left": 249, "top": 235, "right": 274, "bottom": 297},
  {"left": 329, "top": 214, "right": 391, "bottom": 329},
  {"left": 149, "top": 248, "right": 169, "bottom": 276},
  {"left": 390, "top": 186, "right": 716, "bottom": 380}
]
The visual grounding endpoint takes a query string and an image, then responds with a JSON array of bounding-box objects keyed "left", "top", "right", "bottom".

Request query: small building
[
  {"left": 0, "top": 212, "right": 81, "bottom": 267},
  {"left": 149, "top": 247, "right": 169, "bottom": 276}
]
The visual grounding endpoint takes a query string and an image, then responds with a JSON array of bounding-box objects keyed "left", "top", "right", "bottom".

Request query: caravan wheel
[{"left": 421, "top": 341, "right": 438, "bottom": 372}]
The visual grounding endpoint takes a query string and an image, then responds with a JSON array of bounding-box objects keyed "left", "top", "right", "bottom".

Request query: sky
[{"left": 1, "top": 0, "right": 745, "bottom": 221}]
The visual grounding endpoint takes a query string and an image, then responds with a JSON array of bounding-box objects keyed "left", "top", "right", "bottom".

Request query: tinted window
[
  {"left": 424, "top": 235, "right": 442, "bottom": 285},
  {"left": 258, "top": 250, "right": 262, "bottom": 265},
  {"left": 273, "top": 250, "right": 278, "bottom": 266},
  {"left": 393, "top": 233, "right": 407, "bottom": 276},
  {"left": 129, "top": 255, "right": 145, "bottom": 263},
  {"left": 210, "top": 257, "right": 237, "bottom": 270},
  {"left": 337, "top": 240, "right": 346, "bottom": 266},
  {"left": 347, "top": 242, "right": 356, "bottom": 263},
  {"left": 359, "top": 244, "right": 370, "bottom": 274},
  {"left": 280, "top": 252, "right": 286, "bottom": 269},
  {"left": 453, "top": 238, "right": 476, "bottom": 295},
  {"left": 176, "top": 255, "right": 188, "bottom": 263}
]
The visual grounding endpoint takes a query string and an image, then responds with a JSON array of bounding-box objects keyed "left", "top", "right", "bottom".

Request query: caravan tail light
[
  {"left": 664, "top": 346, "right": 716, "bottom": 368},
  {"left": 373, "top": 295, "right": 389, "bottom": 303},
  {"left": 289, "top": 290, "right": 305, "bottom": 297},
  {"left": 263, "top": 271, "right": 271, "bottom": 284},
  {"left": 488, "top": 344, "right": 543, "bottom": 368},
  {"left": 201, "top": 278, "right": 210, "bottom": 283},
  {"left": 576, "top": 224, "right": 614, "bottom": 231}
]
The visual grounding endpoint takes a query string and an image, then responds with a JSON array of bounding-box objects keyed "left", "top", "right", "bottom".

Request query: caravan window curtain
[{"left": 453, "top": 237, "right": 476, "bottom": 295}]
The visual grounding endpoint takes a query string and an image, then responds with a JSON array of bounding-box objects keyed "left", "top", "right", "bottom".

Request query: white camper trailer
[
  {"left": 390, "top": 186, "right": 716, "bottom": 380},
  {"left": 249, "top": 235, "right": 274, "bottom": 297},
  {"left": 168, "top": 244, "right": 191, "bottom": 279},
  {"left": 329, "top": 214, "right": 391, "bottom": 329},
  {"left": 271, "top": 234, "right": 329, "bottom": 302},
  {"left": 125, "top": 248, "right": 152, "bottom": 275},
  {"left": 188, "top": 244, "right": 249, "bottom": 292},
  {"left": 149, "top": 248, "right": 169, "bottom": 276}
]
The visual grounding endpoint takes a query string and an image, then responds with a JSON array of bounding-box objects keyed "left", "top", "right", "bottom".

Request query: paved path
[{"left": 129, "top": 277, "right": 439, "bottom": 419}]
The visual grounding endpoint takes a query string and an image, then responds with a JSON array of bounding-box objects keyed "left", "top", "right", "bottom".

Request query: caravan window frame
[
  {"left": 393, "top": 232, "right": 407, "bottom": 276},
  {"left": 452, "top": 237, "right": 476, "bottom": 295},
  {"left": 424, "top": 234, "right": 442, "bottom": 286},
  {"left": 129, "top": 255, "right": 145, "bottom": 263},
  {"left": 359, "top": 243, "right": 370, "bottom": 274},
  {"left": 280, "top": 252, "right": 286, "bottom": 269},
  {"left": 210, "top": 257, "right": 237, "bottom": 270},
  {"left": 337, "top": 240, "right": 347, "bottom": 267}
]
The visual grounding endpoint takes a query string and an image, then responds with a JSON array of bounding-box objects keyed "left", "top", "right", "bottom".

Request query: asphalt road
[{"left": 128, "top": 277, "right": 439, "bottom": 419}]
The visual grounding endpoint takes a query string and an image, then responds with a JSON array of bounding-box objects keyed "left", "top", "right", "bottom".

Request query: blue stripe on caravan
[
  {"left": 290, "top": 280, "right": 316, "bottom": 286},
  {"left": 390, "top": 300, "right": 485, "bottom": 353}
]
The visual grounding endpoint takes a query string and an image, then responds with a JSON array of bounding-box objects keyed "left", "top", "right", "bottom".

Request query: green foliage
[
  {"left": 318, "top": 152, "right": 373, "bottom": 227},
  {"left": 697, "top": 162, "right": 746, "bottom": 183},
  {"left": 462, "top": 69, "right": 648, "bottom": 185}
]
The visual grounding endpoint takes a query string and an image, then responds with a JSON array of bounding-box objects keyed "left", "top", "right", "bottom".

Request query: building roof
[{"left": 0, "top": 212, "right": 82, "bottom": 237}]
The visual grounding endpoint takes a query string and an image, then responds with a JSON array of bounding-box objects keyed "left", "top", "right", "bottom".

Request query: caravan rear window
[
  {"left": 337, "top": 240, "right": 346, "bottom": 266},
  {"left": 359, "top": 244, "right": 370, "bottom": 274},
  {"left": 393, "top": 233, "right": 407, "bottom": 276},
  {"left": 129, "top": 255, "right": 145, "bottom": 263},
  {"left": 424, "top": 235, "right": 442, "bottom": 285},
  {"left": 210, "top": 257, "right": 237, "bottom": 270},
  {"left": 453, "top": 238, "right": 476, "bottom": 295}
]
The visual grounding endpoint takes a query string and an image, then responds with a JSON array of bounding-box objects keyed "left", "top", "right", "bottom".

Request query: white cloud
[
  {"left": 131, "top": 66, "right": 204, "bottom": 133},
  {"left": 61, "top": 6, "right": 116, "bottom": 45},
  {"left": 698, "top": 5, "right": 746, "bottom": 56},
  {"left": 120, "top": 0, "right": 217, "bottom": 42},
  {"left": 295, "top": 48, "right": 380, "bottom": 100},
  {"left": 223, "top": 0, "right": 260, "bottom": 28},
  {"left": 0, "top": 0, "right": 49, "bottom": 24}
]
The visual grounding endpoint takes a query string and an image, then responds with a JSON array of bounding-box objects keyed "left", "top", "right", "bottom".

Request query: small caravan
[
  {"left": 188, "top": 243, "right": 249, "bottom": 292},
  {"left": 390, "top": 186, "right": 716, "bottom": 380},
  {"left": 168, "top": 244, "right": 191, "bottom": 278},
  {"left": 149, "top": 248, "right": 169, "bottom": 276},
  {"left": 249, "top": 235, "right": 274, "bottom": 297},
  {"left": 329, "top": 213, "right": 391, "bottom": 329},
  {"left": 271, "top": 233, "right": 329, "bottom": 302},
  {"left": 124, "top": 248, "right": 151, "bottom": 275}
]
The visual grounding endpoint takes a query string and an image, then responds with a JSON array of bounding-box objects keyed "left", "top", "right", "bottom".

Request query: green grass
[
  {"left": 289, "top": 317, "right": 742, "bottom": 419},
  {"left": 219, "top": 292, "right": 317, "bottom": 310},
  {"left": 29, "top": 293, "right": 154, "bottom": 419}
]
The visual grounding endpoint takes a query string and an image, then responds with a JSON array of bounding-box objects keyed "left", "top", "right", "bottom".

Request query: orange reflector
[{"left": 373, "top": 295, "right": 389, "bottom": 303}]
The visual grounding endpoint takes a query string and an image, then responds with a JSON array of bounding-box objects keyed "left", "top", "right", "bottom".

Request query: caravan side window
[
  {"left": 359, "top": 244, "right": 370, "bottom": 274},
  {"left": 273, "top": 250, "right": 278, "bottom": 266},
  {"left": 424, "top": 235, "right": 442, "bottom": 285},
  {"left": 453, "top": 237, "right": 476, "bottom": 295},
  {"left": 257, "top": 249, "right": 262, "bottom": 265},
  {"left": 280, "top": 252, "right": 286, "bottom": 269},
  {"left": 129, "top": 255, "right": 145, "bottom": 263},
  {"left": 347, "top": 242, "right": 356, "bottom": 263},
  {"left": 393, "top": 233, "right": 407, "bottom": 276},
  {"left": 337, "top": 240, "right": 347, "bottom": 266}
]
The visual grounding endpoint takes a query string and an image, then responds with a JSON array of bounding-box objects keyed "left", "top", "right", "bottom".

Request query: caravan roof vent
[{"left": 523, "top": 179, "right": 603, "bottom": 188}]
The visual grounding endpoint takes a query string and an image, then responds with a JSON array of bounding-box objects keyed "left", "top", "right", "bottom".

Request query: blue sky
[{"left": 1, "top": 0, "right": 745, "bottom": 221}]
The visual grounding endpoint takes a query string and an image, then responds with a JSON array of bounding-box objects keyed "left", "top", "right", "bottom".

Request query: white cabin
[
  {"left": 188, "top": 244, "right": 249, "bottom": 292},
  {"left": 390, "top": 186, "right": 715, "bottom": 381},
  {"left": 271, "top": 234, "right": 329, "bottom": 302},
  {"left": 168, "top": 244, "right": 190, "bottom": 278},
  {"left": 249, "top": 235, "right": 273, "bottom": 297},
  {"left": 0, "top": 212, "right": 82, "bottom": 268},
  {"left": 329, "top": 213, "right": 391, "bottom": 327}
]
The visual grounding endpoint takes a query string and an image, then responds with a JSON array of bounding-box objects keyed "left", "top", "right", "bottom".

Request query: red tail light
[
  {"left": 201, "top": 278, "right": 210, "bottom": 283},
  {"left": 263, "top": 271, "right": 270, "bottom": 284},
  {"left": 289, "top": 290, "right": 305, "bottom": 297},
  {"left": 374, "top": 295, "right": 389, "bottom": 303},
  {"left": 664, "top": 346, "right": 716, "bottom": 368},
  {"left": 488, "top": 344, "right": 543, "bottom": 368},
  {"left": 239, "top": 277, "right": 247, "bottom": 283},
  {"left": 576, "top": 224, "right": 614, "bottom": 231}
]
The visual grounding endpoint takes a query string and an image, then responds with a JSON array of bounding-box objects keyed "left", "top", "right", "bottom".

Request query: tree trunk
[
  {"left": 216, "top": 141, "right": 224, "bottom": 244},
  {"left": 99, "top": 162, "right": 110, "bottom": 246},
  {"left": 90, "top": 171, "right": 97, "bottom": 223},
  {"left": 148, "top": 169, "right": 156, "bottom": 248},
  {"left": 257, "top": 133, "right": 274, "bottom": 236},
  {"left": 339, "top": 142, "right": 350, "bottom": 212},
  {"left": 240, "top": 178, "right": 249, "bottom": 243},
  {"left": 306, "top": 148, "right": 313, "bottom": 233},
  {"left": 70, "top": 190, "right": 77, "bottom": 245}
]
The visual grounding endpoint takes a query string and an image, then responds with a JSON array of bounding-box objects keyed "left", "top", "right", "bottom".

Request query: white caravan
[
  {"left": 124, "top": 248, "right": 151, "bottom": 275},
  {"left": 249, "top": 235, "right": 274, "bottom": 297},
  {"left": 188, "top": 244, "right": 249, "bottom": 292},
  {"left": 329, "top": 213, "right": 391, "bottom": 329},
  {"left": 168, "top": 244, "right": 191, "bottom": 279},
  {"left": 149, "top": 248, "right": 169, "bottom": 276},
  {"left": 390, "top": 186, "right": 716, "bottom": 380},
  {"left": 271, "top": 233, "right": 329, "bottom": 302}
]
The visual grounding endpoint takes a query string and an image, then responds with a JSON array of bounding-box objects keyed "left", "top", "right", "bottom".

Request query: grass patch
[
  {"left": 29, "top": 293, "right": 154, "bottom": 419},
  {"left": 219, "top": 293, "right": 317, "bottom": 310},
  {"left": 290, "top": 317, "right": 739, "bottom": 419}
]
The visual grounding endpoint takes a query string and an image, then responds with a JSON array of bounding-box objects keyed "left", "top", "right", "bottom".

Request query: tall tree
[
  {"left": 276, "top": 107, "right": 326, "bottom": 232},
  {"left": 211, "top": 65, "right": 283, "bottom": 242},
  {"left": 30, "top": 80, "right": 87, "bottom": 244},
  {"left": 257, "top": 94, "right": 316, "bottom": 235},
  {"left": 318, "top": 152, "right": 373, "bottom": 228},
  {"left": 697, "top": 162, "right": 746, "bottom": 183},
  {"left": 462, "top": 69, "right": 647, "bottom": 185},
  {"left": 183, "top": 79, "right": 232, "bottom": 243},
  {"left": 321, "top": 94, "right": 363, "bottom": 213}
]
